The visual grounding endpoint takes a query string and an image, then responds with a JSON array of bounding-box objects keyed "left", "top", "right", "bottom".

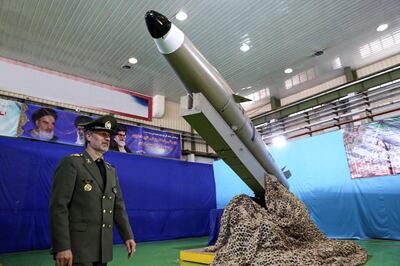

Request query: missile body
[{"left": 145, "top": 11, "right": 289, "bottom": 189}]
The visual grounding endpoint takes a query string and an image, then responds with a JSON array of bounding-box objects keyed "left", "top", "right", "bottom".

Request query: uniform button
[
  {"left": 102, "top": 195, "right": 106, "bottom": 199},
  {"left": 108, "top": 196, "right": 112, "bottom": 200},
  {"left": 109, "top": 210, "right": 113, "bottom": 214},
  {"left": 102, "top": 224, "right": 106, "bottom": 228},
  {"left": 108, "top": 224, "right": 112, "bottom": 228},
  {"left": 103, "top": 209, "right": 106, "bottom": 213}
]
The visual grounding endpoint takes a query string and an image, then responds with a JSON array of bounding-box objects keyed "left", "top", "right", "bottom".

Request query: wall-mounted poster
[
  {"left": 139, "top": 127, "right": 181, "bottom": 159},
  {"left": 343, "top": 117, "right": 400, "bottom": 178},
  {"left": 19, "top": 102, "right": 181, "bottom": 159},
  {"left": 20, "top": 103, "right": 94, "bottom": 145},
  {"left": 0, "top": 98, "right": 22, "bottom": 137},
  {"left": 111, "top": 124, "right": 181, "bottom": 159}
]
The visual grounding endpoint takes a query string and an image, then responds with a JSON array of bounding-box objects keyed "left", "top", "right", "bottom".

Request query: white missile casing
[{"left": 145, "top": 11, "right": 289, "bottom": 190}]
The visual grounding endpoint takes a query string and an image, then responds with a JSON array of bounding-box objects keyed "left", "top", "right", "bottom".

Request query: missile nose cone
[{"left": 145, "top": 10, "right": 172, "bottom": 38}]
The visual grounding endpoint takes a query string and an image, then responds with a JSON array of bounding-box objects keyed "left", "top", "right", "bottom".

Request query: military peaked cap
[{"left": 78, "top": 115, "right": 118, "bottom": 133}]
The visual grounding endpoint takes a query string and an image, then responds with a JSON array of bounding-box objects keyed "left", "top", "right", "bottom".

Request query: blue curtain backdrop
[
  {"left": 0, "top": 137, "right": 215, "bottom": 253},
  {"left": 214, "top": 130, "right": 400, "bottom": 240},
  {"left": 213, "top": 160, "right": 254, "bottom": 209}
]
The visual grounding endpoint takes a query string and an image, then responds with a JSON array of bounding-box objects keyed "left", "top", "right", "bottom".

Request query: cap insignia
[{"left": 105, "top": 121, "right": 111, "bottom": 129}]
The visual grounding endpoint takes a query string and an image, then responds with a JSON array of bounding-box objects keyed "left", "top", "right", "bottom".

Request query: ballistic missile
[{"left": 145, "top": 10, "right": 289, "bottom": 190}]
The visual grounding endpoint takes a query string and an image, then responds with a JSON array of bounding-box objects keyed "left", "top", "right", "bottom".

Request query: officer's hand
[
  {"left": 125, "top": 239, "right": 136, "bottom": 259},
  {"left": 55, "top": 249, "right": 73, "bottom": 266}
]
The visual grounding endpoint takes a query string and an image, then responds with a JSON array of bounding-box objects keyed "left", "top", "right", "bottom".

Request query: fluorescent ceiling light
[
  {"left": 332, "top": 57, "right": 342, "bottom": 70},
  {"left": 176, "top": 11, "right": 188, "bottom": 21},
  {"left": 240, "top": 43, "right": 250, "bottom": 52},
  {"left": 272, "top": 136, "right": 287, "bottom": 148},
  {"left": 284, "top": 68, "right": 293, "bottom": 74},
  {"left": 376, "top": 24, "right": 388, "bottom": 32},
  {"left": 128, "top": 57, "right": 138, "bottom": 64}
]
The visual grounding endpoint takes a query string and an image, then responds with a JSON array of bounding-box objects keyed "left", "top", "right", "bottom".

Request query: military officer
[{"left": 49, "top": 115, "right": 136, "bottom": 266}]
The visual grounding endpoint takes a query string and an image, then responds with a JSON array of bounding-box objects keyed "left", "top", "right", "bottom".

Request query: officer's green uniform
[{"left": 49, "top": 116, "right": 133, "bottom": 264}]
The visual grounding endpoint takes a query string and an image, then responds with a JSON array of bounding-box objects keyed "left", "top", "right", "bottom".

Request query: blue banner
[
  {"left": 20, "top": 103, "right": 94, "bottom": 145},
  {"left": 124, "top": 125, "right": 143, "bottom": 152},
  {"left": 141, "top": 127, "right": 181, "bottom": 159},
  {"left": 20, "top": 103, "right": 181, "bottom": 159},
  {"left": 123, "top": 125, "right": 181, "bottom": 159}
]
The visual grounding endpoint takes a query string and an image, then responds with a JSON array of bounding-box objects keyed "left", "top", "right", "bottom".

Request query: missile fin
[
  {"left": 281, "top": 166, "right": 292, "bottom": 179},
  {"left": 233, "top": 94, "right": 251, "bottom": 103}
]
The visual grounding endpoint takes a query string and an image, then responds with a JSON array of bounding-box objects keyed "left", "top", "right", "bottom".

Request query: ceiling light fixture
[
  {"left": 284, "top": 68, "right": 293, "bottom": 74},
  {"left": 176, "top": 11, "right": 188, "bottom": 21},
  {"left": 376, "top": 24, "right": 388, "bottom": 32},
  {"left": 128, "top": 57, "right": 138, "bottom": 64},
  {"left": 240, "top": 43, "right": 250, "bottom": 52},
  {"left": 332, "top": 57, "right": 342, "bottom": 70},
  {"left": 272, "top": 136, "right": 287, "bottom": 148}
]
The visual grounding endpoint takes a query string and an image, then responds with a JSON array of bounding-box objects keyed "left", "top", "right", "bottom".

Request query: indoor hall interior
[{"left": 0, "top": 1, "right": 400, "bottom": 265}]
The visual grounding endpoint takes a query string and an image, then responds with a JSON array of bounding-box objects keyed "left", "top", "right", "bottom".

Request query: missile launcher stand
[{"left": 181, "top": 92, "right": 267, "bottom": 197}]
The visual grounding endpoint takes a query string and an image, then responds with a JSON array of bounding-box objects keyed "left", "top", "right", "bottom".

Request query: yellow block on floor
[{"left": 180, "top": 247, "right": 215, "bottom": 265}]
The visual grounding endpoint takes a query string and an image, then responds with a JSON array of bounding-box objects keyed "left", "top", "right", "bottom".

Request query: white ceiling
[{"left": 1, "top": 0, "right": 400, "bottom": 103}]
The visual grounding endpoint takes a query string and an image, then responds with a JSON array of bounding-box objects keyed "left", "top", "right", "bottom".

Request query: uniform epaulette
[{"left": 69, "top": 153, "right": 83, "bottom": 157}]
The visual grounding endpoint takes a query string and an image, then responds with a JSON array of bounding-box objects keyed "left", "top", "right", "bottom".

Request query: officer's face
[
  {"left": 35, "top": 115, "right": 55, "bottom": 133},
  {"left": 86, "top": 131, "right": 110, "bottom": 153}
]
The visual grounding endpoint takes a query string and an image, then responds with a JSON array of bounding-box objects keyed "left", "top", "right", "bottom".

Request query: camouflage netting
[{"left": 205, "top": 175, "right": 368, "bottom": 266}]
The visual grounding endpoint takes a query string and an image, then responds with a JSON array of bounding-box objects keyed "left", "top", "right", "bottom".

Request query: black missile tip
[{"left": 145, "top": 10, "right": 172, "bottom": 38}]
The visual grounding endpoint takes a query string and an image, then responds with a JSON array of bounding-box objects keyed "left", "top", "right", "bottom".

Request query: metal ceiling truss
[
  {"left": 257, "top": 76, "right": 400, "bottom": 145},
  {"left": 252, "top": 64, "right": 400, "bottom": 126}
]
